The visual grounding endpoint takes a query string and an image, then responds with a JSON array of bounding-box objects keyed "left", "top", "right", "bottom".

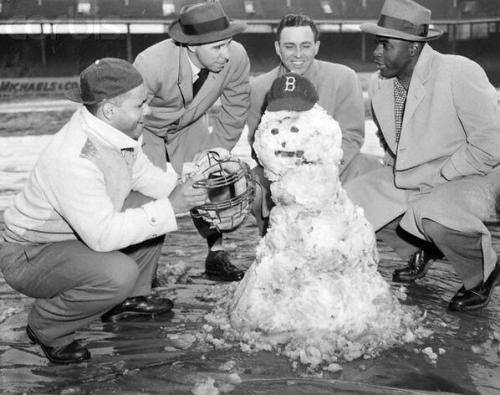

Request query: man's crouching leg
[
  {"left": 422, "top": 218, "right": 500, "bottom": 311},
  {"left": 193, "top": 216, "right": 244, "bottom": 282},
  {"left": 101, "top": 234, "right": 174, "bottom": 322},
  {"left": 0, "top": 240, "right": 139, "bottom": 364}
]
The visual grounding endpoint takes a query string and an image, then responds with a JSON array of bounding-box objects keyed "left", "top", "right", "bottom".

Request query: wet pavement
[{"left": 0, "top": 103, "right": 499, "bottom": 394}]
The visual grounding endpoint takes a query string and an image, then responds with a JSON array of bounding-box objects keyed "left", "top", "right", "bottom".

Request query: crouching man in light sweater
[{"left": 0, "top": 58, "right": 207, "bottom": 364}]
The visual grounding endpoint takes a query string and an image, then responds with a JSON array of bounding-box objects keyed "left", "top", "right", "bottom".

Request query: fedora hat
[
  {"left": 361, "top": 0, "right": 442, "bottom": 41},
  {"left": 168, "top": 1, "right": 247, "bottom": 45}
]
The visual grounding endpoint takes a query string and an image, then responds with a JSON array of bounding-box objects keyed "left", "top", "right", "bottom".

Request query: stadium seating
[{"left": 1, "top": 0, "right": 500, "bottom": 21}]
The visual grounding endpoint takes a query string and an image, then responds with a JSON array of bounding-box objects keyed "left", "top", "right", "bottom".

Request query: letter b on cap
[{"left": 284, "top": 76, "right": 296, "bottom": 92}]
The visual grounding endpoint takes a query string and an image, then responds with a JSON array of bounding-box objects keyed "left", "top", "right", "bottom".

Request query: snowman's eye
[
  {"left": 271, "top": 128, "right": 279, "bottom": 135},
  {"left": 290, "top": 126, "right": 299, "bottom": 133}
]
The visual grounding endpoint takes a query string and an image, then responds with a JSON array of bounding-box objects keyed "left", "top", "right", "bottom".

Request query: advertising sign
[{"left": 0, "top": 77, "right": 79, "bottom": 99}]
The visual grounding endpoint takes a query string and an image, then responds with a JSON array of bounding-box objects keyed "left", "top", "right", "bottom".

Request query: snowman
[{"left": 207, "top": 73, "right": 428, "bottom": 368}]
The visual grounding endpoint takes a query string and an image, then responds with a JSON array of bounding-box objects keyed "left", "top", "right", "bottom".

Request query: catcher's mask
[{"left": 190, "top": 151, "right": 255, "bottom": 232}]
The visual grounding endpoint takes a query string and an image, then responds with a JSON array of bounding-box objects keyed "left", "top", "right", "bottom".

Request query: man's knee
[
  {"left": 97, "top": 253, "right": 139, "bottom": 300},
  {"left": 340, "top": 153, "right": 382, "bottom": 183},
  {"left": 421, "top": 218, "right": 446, "bottom": 242}
]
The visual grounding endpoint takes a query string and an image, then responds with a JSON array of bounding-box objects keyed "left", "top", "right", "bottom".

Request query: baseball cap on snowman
[{"left": 266, "top": 73, "right": 319, "bottom": 112}]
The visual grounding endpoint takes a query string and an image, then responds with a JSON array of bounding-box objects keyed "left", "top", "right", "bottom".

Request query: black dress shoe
[
  {"left": 448, "top": 263, "right": 500, "bottom": 311},
  {"left": 101, "top": 295, "right": 174, "bottom": 323},
  {"left": 26, "top": 325, "right": 90, "bottom": 364},
  {"left": 393, "top": 248, "right": 443, "bottom": 283},
  {"left": 205, "top": 250, "right": 244, "bottom": 282}
]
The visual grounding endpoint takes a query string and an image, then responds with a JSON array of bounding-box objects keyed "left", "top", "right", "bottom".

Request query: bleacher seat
[
  {"left": 219, "top": 0, "right": 250, "bottom": 20},
  {"left": 41, "top": 0, "right": 76, "bottom": 19},
  {"left": 2, "top": 0, "right": 42, "bottom": 18},
  {"left": 97, "top": 0, "right": 128, "bottom": 19},
  {"left": 418, "top": 0, "right": 454, "bottom": 19},
  {"left": 120, "top": 0, "right": 164, "bottom": 19}
]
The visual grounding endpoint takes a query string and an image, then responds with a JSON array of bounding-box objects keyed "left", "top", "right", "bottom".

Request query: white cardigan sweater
[{"left": 3, "top": 107, "right": 178, "bottom": 252}]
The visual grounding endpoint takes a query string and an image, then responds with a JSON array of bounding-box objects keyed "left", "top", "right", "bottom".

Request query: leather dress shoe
[
  {"left": 205, "top": 250, "right": 244, "bottom": 281},
  {"left": 101, "top": 295, "right": 174, "bottom": 323},
  {"left": 26, "top": 325, "right": 90, "bottom": 364},
  {"left": 448, "top": 262, "right": 500, "bottom": 311},
  {"left": 393, "top": 248, "right": 442, "bottom": 283}
]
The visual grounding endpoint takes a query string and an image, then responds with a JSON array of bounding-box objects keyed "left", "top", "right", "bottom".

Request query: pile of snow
[{"left": 205, "top": 103, "right": 430, "bottom": 369}]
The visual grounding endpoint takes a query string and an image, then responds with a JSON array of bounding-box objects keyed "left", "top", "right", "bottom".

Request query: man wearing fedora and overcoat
[
  {"left": 345, "top": 0, "right": 500, "bottom": 311},
  {"left": 131, "top": 1, "right": 250, "bottom": 282}
]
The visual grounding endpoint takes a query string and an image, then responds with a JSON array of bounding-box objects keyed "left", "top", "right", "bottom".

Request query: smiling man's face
[{"left": 275, "top": 26, "right": 319, "bottom": 75}]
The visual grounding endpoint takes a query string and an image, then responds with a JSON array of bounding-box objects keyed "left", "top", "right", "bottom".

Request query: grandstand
[
  {"left": 0, "top": 0, "right": 500, "bottom": 85},
  {"left": 1, "top": 0, "right": 499, "bottom": 20}
]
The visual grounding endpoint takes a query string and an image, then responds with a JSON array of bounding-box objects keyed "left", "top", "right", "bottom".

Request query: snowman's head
[{"left": 253, "top": 73, "right": 342, "bottom": 181}]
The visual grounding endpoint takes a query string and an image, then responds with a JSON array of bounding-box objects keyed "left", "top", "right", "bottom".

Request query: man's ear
[
  {"left": 409, "top": 42, "right": 419, "bottom": 56},
  {"left": 274, "top": 41, "right": 280, "bottom": 57},
  {"left": 101, "top": 101, "right": 114, "bottom": 121},
  {"left": 314, "top": 40, "right": 320, "bottom": 56}
]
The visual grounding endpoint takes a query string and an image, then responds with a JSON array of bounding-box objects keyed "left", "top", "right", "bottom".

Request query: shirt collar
[
  {"left": 80, "top": 107, "right": 141, "bottom": 151},
  {"left": 187, "top": 54, "right": 201, "bottom": 82}
]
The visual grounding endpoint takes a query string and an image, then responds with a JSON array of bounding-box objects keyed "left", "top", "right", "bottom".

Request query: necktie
[{"left": 193, "top": 68, "right": 209, "bottom": 97}]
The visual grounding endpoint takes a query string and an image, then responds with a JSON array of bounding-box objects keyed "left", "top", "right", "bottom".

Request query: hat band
[
  {"left": 377, "top": 14, "right": 429, "bottom": 37},
  {"left": 181, "top": 16, "right": 230, "bottom": 36}
]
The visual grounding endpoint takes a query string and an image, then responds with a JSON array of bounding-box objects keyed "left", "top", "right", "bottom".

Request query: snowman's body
[{"left": 220, "top": 104, "right": 426, "bottom": 366}]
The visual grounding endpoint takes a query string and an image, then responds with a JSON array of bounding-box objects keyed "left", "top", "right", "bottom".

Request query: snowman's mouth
[{"left": 274, "top": 150, "right": 304, "bottom": 158}]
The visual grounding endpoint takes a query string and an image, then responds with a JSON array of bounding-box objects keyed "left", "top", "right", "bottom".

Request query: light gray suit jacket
[{"left": 134, "top": 39, "right": 250, "bottom": 173}]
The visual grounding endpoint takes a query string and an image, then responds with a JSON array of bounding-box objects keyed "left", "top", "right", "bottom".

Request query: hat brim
[
  {"left": 65, "top": 87, "right": 100, "bottom": 105},
  {"left": 360, "top": 22, "right": 443, "bottom": 41},
  {"left": 168, "top": 20, "right": 247, "bottom": 45},
  {"left": 267, "top": 98, "right": 315, "bottom": 112}
]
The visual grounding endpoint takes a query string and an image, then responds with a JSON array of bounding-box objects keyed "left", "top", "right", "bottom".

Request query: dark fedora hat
[
  {"left": 168, "top": 1, "right": 247, "bottom": 45},
  {"left": 361, "top": 0, "right": 442, "bottom": 42},
  {"left": 66, "top": 58, "right": 143, "bottom": 105}
]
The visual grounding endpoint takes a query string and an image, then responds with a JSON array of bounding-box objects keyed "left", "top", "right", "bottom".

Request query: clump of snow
[
  {"left": 0, "top": 305, "right": 23, "bottom": 324},
  {"left": 422, "top": 346, "right": 438, "bottom": 363},
  {"left": 155, "top": 260, "right": 190, "bottom": 285},
  {"left": 205, "top": 102, "right": 431, "bottom": 369},
  {"left": 191, "top": 373, "right": 242, "bottom": 395},
  {"left": 192, "top": 377, "right": 219, "bottom": 395}
]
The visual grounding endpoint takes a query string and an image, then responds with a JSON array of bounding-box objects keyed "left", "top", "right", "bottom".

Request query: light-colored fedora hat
[
  {"left": 361, "top": 0, "right": 442, "bottom": 41},
  {"left": 168, "top": 1, "right": 247, "bottom": 45}
]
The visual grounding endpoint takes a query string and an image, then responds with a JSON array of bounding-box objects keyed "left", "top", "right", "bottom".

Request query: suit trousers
[
  {"left": 0, "top": 236, "right": 163, "bottom": 347},
  {"left": 376, "top": 216, "right": 433, "bottom": 260},
  {"left": 345, "top": 165, "right": 500, "bottom": 286},
  {"left": 376, "top": 216, "right": 484, "bottom": 289}
]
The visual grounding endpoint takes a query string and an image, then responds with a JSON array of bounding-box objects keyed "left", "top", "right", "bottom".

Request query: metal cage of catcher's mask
[{"left": 190, "top": 151, "right": 255, "bottom": 232}]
